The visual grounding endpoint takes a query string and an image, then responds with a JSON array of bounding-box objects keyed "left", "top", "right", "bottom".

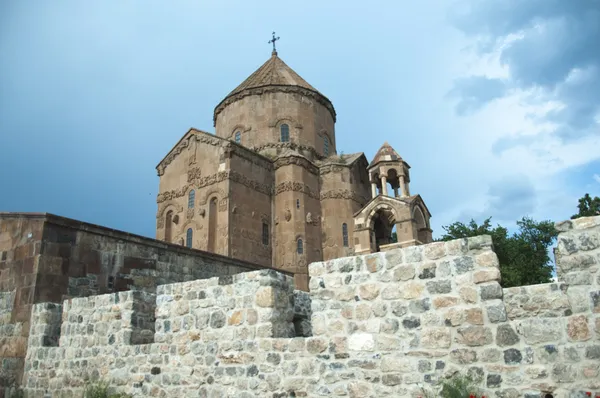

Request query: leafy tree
[
  {"left": 571, "top": 193, "right": 600, "bottom": 219},
  {"left": 439, "top": 216, "right": 557, "bottom": 287}
]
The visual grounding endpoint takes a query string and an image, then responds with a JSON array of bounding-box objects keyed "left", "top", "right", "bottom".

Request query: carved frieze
[
  {"left": 274, "top": 181, "right": 319, "bottom": 199},
  {"left": 252, "top": 142, "right": 324, "bottom": 161},
  {"left": 213, "top": 85, "right": 336, "bottom": 125},
  {"left": 274, "top": 156, "right": 318, "bottom": 175},
  {"left": 229, "top": 170, "right": 273, "bottom": 196},
  {"left": 320, "top": 189, "right": 369, "bottom": 205},
  {"left": 230, "top": 146, "right": 273, "bottom": 171}
]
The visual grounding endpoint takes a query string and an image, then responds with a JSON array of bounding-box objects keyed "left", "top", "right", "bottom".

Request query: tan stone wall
[
  {"left": 214, "top": 91, "right": 335, "bottom": 157},
  {"left": 272, "top": 162, "right": 322, "bottom": 287},
  {"left": 227, "top": 150, "right": 274, "bottom": 267},
  {"left": 320, "top": 162, "right": 371, "bottom": 260},
  {"left": 156, "top": 134, "right": 230, "bottom": 255}
]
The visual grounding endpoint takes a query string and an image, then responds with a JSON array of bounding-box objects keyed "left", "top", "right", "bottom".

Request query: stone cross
[{"left": 268, "top": 32, "right": 280, "bottom": 54}]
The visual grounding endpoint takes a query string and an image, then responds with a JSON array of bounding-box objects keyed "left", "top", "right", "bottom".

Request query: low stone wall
[
  {"left": 0, "top": 212, "right": 290, "bottom": 393},
  {"left": 20, "top": 216, "right": 600, "bottom": 397}
]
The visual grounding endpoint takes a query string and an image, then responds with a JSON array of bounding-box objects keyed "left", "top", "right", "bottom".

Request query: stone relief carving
[
  {"left": 306, "top": 212, "right": 312, "bottom": 223},
  {"left": 156, "top": 218, "right": 165, "bottom": 228},
  {"left": 218, "top": 199, "right": 228, "bottom": 212},
  {"left": 186, "top": 208, "right": 195, "bottom": 219},
  {"left": 284, "top": 209, "right": 292, "bottom": 222},
  {"left": 252, "top": 142, "right": 324, "bottom": 161},
  {"left": 156, "top": 203, "right": 184, "bottom": 218},
  {"left": 273, "top": 156, "right": 319, "bottom": 175},
  {"left": 214, "top": 85, "right": 336, "bottom": 124},
  {"left": 199, "top": 209, "right": 206, "bottom": 217},
  {"left": 274, "top": 181, "right": 319, "bottom": 200},
  {"left": 156, "top": 139, "right": 189, "bottom": 176},
  {"left": 188, "top": 153, "right": 196, "bottom": 165},
  {"left": 320, "top": 189, "right": 369, "bottom": 205},
  {"left": 158, "top": 171, "right": 272, "bottom": 204},
  {"left": 231, "top": 205, "right": 238, "bottom": 214},
  {"left": 274, "top": 216, "right": 279, "bottom": 225},
  {"left": 187, "top": 167, "right": 202, "bottom": 183}
]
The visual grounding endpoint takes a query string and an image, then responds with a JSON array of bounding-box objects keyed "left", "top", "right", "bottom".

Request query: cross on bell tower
[{"left": 268, "top": 32, "right": 280, "bottom": 56}]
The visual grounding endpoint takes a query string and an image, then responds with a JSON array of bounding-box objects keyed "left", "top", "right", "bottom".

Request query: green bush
[
  {"left": 421, "top": 372, "right": 480, "bottom": 398},
  {"left": 83, "top": 382, "right": 131, "bottom": 398}
]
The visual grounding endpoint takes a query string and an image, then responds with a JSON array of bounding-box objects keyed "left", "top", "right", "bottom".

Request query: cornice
[{"left": 213, "top": 85, "right": 336, "bottom": 126}]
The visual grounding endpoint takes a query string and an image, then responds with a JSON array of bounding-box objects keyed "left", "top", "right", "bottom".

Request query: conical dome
[
  {"left": 214, "top": 53, "right": 335, "bottom": 125},
  {"left": 226, "top": 53, "right": 322, "bottom": 98}
]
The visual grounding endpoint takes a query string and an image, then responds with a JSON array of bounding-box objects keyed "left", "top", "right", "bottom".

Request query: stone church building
[{"left": 155, "top": 48, "right": 433, "bottom": 289}]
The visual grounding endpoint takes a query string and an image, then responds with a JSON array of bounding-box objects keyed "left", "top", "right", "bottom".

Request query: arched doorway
[
  {"left": 207, "top": 197, "right": 218, "bottom": 252},
  {"left": 370, "top": 207, "right": 396, "bottom": 252},
  {"left": 165, "top": 210, "right": 173, "bottom": 243}
]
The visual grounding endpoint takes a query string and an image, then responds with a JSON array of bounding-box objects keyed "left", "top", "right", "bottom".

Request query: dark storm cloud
[{"left": 449, "top": 0, "right": 600, "bottom": 144}]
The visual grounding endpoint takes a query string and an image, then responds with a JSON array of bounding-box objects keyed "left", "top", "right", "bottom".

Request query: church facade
[{"left": 155, "top": 49, "right": 433, "bottom": 290}]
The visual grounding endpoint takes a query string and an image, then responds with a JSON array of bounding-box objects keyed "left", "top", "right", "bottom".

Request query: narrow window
[
  {"left": 262, "top": 223, "right": 269, "bottom": 245},
  {"left": 280, "top": 124, "right": 290, "bottom": 142},
  {"left": 234, "top": 131, "right": 241, "bottom": 143},
  {"left": 186, "top": 228, "right": 193, "bottom": 248},
  {"left": 324, "top": 136, "right": 329, "bottom": 156},
  {"left": 296, "top": 199, "right": 300, "bottom": 209},
  {"left": 188, "top": 190, "right": 195, "bottom": 209},
  {"left": 342, "top": 223, "right": 349, "bottom": 247},
  {"left": 297, "top": 238, "right": 303, "bottom": 254},
  {"left": 107, "top": 276, "right": 114, "bottom": 290}
]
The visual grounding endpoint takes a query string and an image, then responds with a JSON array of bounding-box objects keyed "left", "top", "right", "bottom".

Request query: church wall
[
  {"left": 156, "top": 134, "right": 229, "bottom": 254},
  {"left": 20, "top": 216, "right": 600, "bottom": 397},
  {"left": 319, "top": 162, "right": 371, "bottom": 260},
  {"left": 214, "top": 91, "right": 335, "bottom": 157},
  {"left": 226, "top": 149, "right": 274, "bottom": 267},
  {"left": 273, "top": 162, "right": 321, "bottom": 290}
]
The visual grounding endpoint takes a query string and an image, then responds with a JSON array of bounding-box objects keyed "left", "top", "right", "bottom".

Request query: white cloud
[{"left": 594, "top": 174, "right": 600, "bottom": 184}]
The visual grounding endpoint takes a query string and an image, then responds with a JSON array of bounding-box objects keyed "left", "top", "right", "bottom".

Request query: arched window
[
  {"left": 280, "top": 124, "right": 290, "bottom": 142},
  {"left": 342, "top": 223, "right": 349, "bottom": 247},
  {"left": 262, "top": 223, "right": 269, "bottom": 245},
  {"left": 188, "top": 190, "right": 195, "bottom": 209},
  {"left": 296, "top": 199, "right": 300, "bottom": 209},
  {"left": 324, "top": 136, "right": 329, "bottom": 156},
  {"left": 186, "top": 228, "right": 193, "bottom": 248},
  {"left": 234, "top": 131, "right": 241, "bottom": 143},
  {"left": 297, "top": 238, "right": 304, "bottom": 254}
]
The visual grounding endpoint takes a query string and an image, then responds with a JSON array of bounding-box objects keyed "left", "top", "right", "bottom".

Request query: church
[{"left": 155, "top": 42, "right": 433, "bottom": 290}]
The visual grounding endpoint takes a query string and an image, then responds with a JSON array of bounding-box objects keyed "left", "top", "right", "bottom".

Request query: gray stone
[
  {"left": 496, "top": 324, "right": 519, "bottom": 346},
  {"left": 402, "top": 317, "right": 421, "bottom": 329},
  {"left": 409, "top": 298, "right": 431, "bottom": 313},
  {"left": 480, "top": 282, "right": 503, "bottom": 300},
  {"left": 503, "top": 348, "right": 522, "bottom": 365},
  {"left": 585, "top": 345, "right": 600, "bottom": 359},
  {"left": 426, "top": 280, "right": 452, "bottom": 294},
  {"left": 453, "top": 256, "right": 475, "bottom": 274},
  {"left": 487, "top": 374, "right": 502, "bottom": 388},
  {"left": 487, "top": 302, "right": 507, "bottom": 323}
]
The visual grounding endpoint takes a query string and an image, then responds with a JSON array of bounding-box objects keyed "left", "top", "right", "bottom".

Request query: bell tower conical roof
[{"left": 368, "top": 142, "right": 404, "bottom": 168}]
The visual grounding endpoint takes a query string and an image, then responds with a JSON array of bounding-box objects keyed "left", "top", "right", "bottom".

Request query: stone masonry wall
[{"left": 21, "top": 216, "right": 600, "bottom": 397}]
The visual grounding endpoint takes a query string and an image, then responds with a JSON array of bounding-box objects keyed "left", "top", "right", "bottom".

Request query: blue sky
[{"left": 1, "top": 1, "right": 599, "bottom": 239}]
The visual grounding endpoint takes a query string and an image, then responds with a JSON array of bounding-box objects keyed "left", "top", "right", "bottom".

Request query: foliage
[
  {"left": 83, "top": 382, "right": 131, "bottom": 398},
  {"left": 420, "top": 372, "right": 480, "bottom": 398},
  {"left": 438, "top": 373, "right": 480, "bottom": 398},
  {"left": 439, "top": 216, "right": 558, "bottom": 287},
  {"left": 571, "top": 193, "right": 600, "bottom": 219}
]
